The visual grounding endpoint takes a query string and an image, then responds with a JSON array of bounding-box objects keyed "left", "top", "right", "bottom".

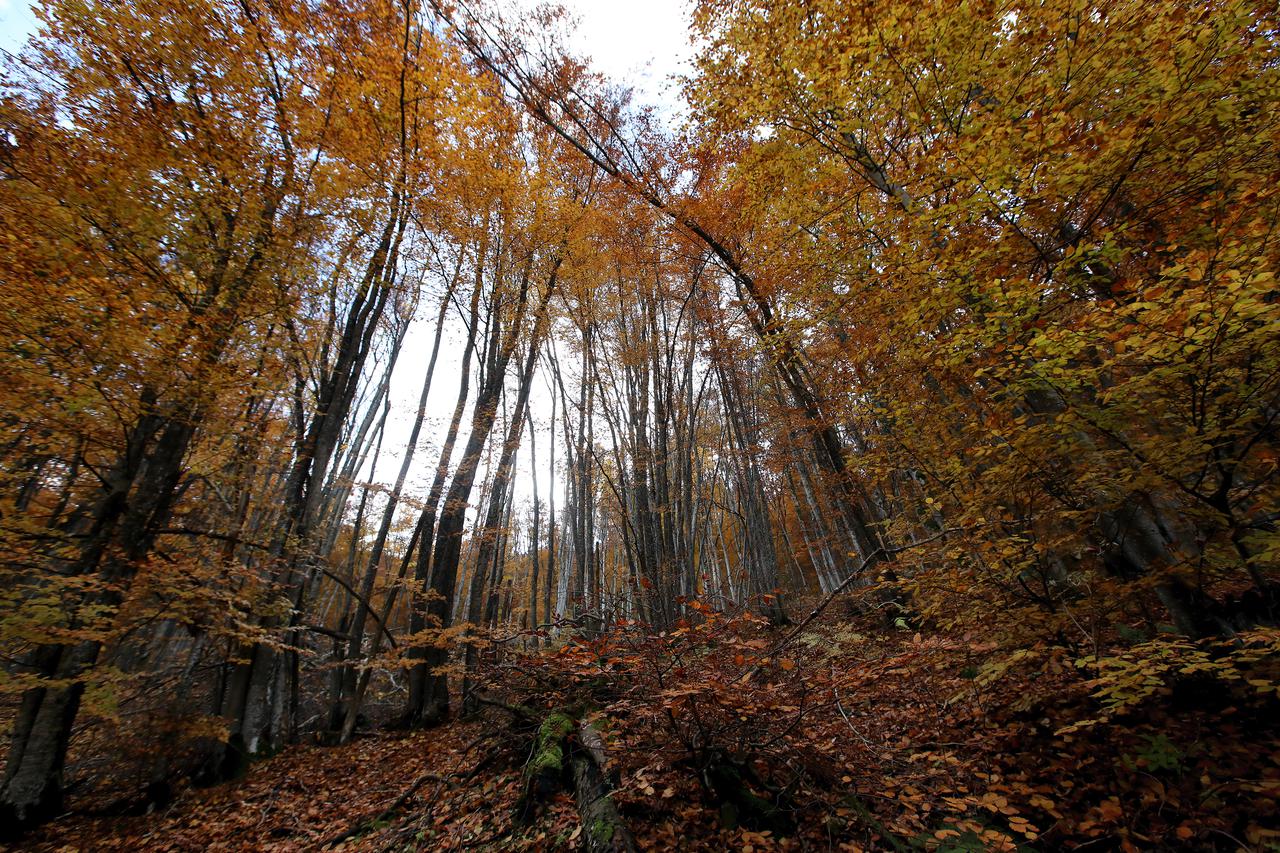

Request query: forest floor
[{"left": 6, "top": 596, "right": 1280, "bottom": 852}]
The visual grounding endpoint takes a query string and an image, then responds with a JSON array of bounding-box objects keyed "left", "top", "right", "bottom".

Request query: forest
[{"left": 0, "top": 0, "right": 1277, "bottom": 849}]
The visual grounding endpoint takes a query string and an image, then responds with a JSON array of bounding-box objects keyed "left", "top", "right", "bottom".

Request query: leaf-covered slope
[{"left": 14, "top": 596, "right": 1280, "bottom": 852}]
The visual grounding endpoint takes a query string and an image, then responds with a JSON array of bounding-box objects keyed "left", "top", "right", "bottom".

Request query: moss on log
[
  {"left": 515, "top": 709, "right": 576, "bottom": 825},
  {"left": 514, "top": 709, "right": 637, "bottom": 851},
  {"left": 571, "top": 718, "right": 636, "bottom": 853},
  {"left": 572, "top": 752, "right": 636, "bottom": 853}
]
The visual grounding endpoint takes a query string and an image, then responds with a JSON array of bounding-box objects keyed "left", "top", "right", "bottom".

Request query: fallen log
[
  {"left": 514, "top": 709, "right": 577, "bottom": 824},
  {"left": 571, "top": 719, "right": 636, "bottom": 853},
  {"left": 513, "top": 709, "right": 637, "bottom": 852},
  {"left": 577, "top": 718, "right": 615, "bottom": 785}
]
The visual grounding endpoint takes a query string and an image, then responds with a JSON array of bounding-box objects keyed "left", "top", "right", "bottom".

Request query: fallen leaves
[{"left": 19, "top": 601, "right": 1280, "bottom": 852}]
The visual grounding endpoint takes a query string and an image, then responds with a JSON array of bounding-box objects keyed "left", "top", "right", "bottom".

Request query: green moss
[
  {"left": 530, "top": 711, "right": 575, "bottom": 777},
  {"left": 541, "top": 711, "right": 576, "bottom": 740},
  {"left": 590, "top": 815, "right": 616, "bottom": 844},
  {"left": 531, "top": 741, "right": 564, "bottom": 774}
]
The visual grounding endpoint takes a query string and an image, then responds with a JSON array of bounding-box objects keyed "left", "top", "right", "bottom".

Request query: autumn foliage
[{"left": 1, "top": 0, "right": 1278, "bottom": 849}]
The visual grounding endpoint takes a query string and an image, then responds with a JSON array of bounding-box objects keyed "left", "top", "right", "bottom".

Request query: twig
[{"left": 831, "top": 664, "right": 876, "bottom": 748}]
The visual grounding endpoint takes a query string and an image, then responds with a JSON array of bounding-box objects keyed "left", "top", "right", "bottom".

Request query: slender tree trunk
[
  {"left": 331, "top": 252, "right": 464, "bottom": 740},
  {"left": 406, "top": 253, "right": 560, "bottom": 726}
]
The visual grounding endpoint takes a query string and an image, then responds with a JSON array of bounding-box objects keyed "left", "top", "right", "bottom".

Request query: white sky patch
[
  {"left": 544, "top": 0, "right": 693, "bottom": 110},
  {"left": 0, "top": 0, "right": 35, "bottom": 55}
]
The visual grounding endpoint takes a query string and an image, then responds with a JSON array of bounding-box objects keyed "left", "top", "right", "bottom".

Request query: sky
[
  {"left": 537, "top": 0, "right": 693, "bottom": 108},
  {"left": 0, "top": 0, "right": 36, "bottom": 54},
  {"left": 1, "top": 1, "right": 693, "bottom": 80},
  {"left": 0, "top": 0, "right": 695, "bottom": 527}
]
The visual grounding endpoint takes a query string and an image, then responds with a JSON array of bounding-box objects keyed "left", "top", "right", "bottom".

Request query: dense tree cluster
[{"left": 0, "top": 0, "right": 1276, "bottom": 843}]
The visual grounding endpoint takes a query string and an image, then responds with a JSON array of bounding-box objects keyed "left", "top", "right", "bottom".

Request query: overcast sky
[
  {"left": 1, "top": 1, "right": 693, "bottom": 78},
  {"left": 538, "top": 0, "right": 692, "bottom": 106},
  {"left": 0, "top": 0, "right": 35, "bottom": 54}
]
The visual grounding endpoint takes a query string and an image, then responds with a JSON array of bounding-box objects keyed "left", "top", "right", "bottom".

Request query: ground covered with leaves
[{"left": 7, "top": 596, "right": 1280, "bottom": 852}]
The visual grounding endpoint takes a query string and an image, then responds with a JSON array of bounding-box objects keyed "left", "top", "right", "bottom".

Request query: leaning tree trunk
[
  {"left": 402, "top": 242, "right": 486, "bottom": 727},
  {"left": 214, "top": 210, "right": 402, "bottom": 780},
  {"left": 463, "top": 341, "right": 542, "bottom": 707}
]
